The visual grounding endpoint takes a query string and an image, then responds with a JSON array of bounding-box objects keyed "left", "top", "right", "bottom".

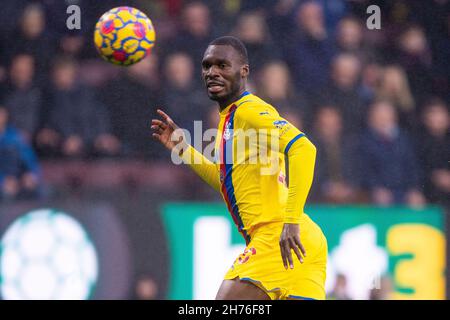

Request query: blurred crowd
[
  {"left": 0, "top": 0, "right": 449, "bottom": 208},
  {"left": 328, "top": 273, "right": 394, "bottom": 300}
]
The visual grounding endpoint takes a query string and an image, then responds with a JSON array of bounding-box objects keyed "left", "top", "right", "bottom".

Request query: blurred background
[{"left": 0, "top": 0, "right": 448, "bottom": 300}]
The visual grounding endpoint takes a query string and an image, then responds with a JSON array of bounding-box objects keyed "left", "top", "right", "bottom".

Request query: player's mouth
[{"left": 207, "top": 81, "right": 225, "bottom": 94}]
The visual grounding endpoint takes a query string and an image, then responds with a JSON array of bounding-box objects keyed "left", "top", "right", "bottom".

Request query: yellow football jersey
[
  {"left": 215, "top": 91, "right": 306, "bottom": 243},
  {"left": 181, "top": 91, "right": 317, "bottom": 244},
  {"left": 180, "top": 91, "right": 327, "bottom": 299}
]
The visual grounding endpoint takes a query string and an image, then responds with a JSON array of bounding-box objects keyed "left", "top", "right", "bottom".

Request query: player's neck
[{"left": 218, "top": 89, "right": 247, "bottom": 112}]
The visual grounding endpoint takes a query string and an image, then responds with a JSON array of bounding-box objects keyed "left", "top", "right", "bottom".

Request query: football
[{"left": 94, "top": 6, "right": 155, "bottom": 66}]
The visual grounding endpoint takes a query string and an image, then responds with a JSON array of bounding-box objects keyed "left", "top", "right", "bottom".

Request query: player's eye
[
  {"left": 202, "top": 62, "right": 210, "bottom": 70},
  {"left": 219, "top": 63, "right": 227, "bottom": 69}
]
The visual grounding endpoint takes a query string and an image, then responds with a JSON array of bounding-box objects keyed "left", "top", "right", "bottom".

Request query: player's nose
[{"left": 205, "top": 65, "right": 220, "bottom": 79}]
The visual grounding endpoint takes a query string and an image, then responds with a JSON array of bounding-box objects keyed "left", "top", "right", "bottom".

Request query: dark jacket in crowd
[
  {"left": 100, "top": 75, "right": 163, "bottom": 158},
  {"left": 316, "top": 83, "right": 367, "bottom": 135},
  {"left": 4, "top": 84, "right": 42, "bottom": 137},
  {"left": 416, "top": 130, "right": 450, "bottom": 205},
  {"left": 360, "top": 128, "right": 421, "bottom": 202},
  {"left": 45, "top": 84, "right": 112, "bottom": 146},
  {"left": 285, "top": 33, "right": 335, "bottom": 94},
  {"left": 312, "top": 135, "right": 362, "bottom": 192}
]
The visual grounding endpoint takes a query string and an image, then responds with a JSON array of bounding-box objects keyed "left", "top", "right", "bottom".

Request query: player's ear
[{"left": 241, "top": 64, "right": 249, "bottom": 78}]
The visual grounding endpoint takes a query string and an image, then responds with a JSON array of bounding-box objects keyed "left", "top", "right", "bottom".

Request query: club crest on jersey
[
  {"left": 273, "top": 120, "right": 288, "bottom": 129},
  {"left": 238, "top": 247, "right": 257, "bottom": 264},
  {"left": 223, "top": 121, "right": 232, "bottom": 140}
]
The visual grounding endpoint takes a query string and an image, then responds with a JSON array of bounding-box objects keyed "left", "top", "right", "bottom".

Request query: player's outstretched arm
[{"left": 151, "top": 109, "right": 221, "bottom": 191}]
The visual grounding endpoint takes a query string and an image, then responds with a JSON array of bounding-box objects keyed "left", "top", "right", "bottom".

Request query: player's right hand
[{"left": 151, "top": 109, "right": 188, "bottom": 152}]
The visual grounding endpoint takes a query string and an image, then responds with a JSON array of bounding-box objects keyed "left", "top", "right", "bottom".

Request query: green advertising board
[{"left": 162, "top": 204, "right": 446, "bottom": 300}]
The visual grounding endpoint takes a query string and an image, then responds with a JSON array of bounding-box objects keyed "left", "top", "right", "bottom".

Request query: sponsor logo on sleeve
[{"left": 273, "top": 120, "right": 288, "bottom": 129}]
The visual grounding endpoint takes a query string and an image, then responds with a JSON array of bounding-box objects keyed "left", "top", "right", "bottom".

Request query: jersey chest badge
[{"left": 223, "top": 121, "right": 232, "bottom": 140}]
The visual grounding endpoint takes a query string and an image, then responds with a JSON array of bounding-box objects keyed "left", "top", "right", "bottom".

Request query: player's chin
[{"left": 207, "top": 88, "right": 228, "bottom": 101}]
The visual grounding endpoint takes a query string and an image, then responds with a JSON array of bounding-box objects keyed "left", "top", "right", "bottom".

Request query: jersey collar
[{"left": 220, "top": 91, "right": 252, "bottom": 115}]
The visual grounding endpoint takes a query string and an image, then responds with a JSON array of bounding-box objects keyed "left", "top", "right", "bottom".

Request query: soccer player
[{"left": 152, "top": 36, "right": 327, "bottom": 300}]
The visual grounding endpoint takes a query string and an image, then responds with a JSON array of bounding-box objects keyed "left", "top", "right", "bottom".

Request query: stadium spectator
[
  {"left": 328, "top": 274, "right": 351, "bottom": 300},
  {"left": 359, "top": 61, "right": 383, "bottom": 106},
  {"left": 0, "top": 0, "right": 447, "bottom": 213},
  {"left": 318, "top": 53, "right": 365, "bottom": 135},
  {"left": 58, "top": 34, "right": 87, "bottom": 59},
  {"left": 5, "top": 3, "right": 55, "bottom": 82},
  {"left": 375, "top": 65, "right": 416, "bottom": 130},
  {"left": 256, "top": 60, "right": 308, "bottom": 129},
  {"left": 133, "top": 275, "right": 159, "bottom": 300},
  {"left": 162, "top": 52, "right": 210, "bottom": 137},
  {"left": 395, "top": 25, "right": 433, "bottom": 107},
  {"left": 429, "top": 7, "right": 450, "bottom": 100},
  {"left": 169, "top": 1, "right": 213, "bottom": 66},
  {"left": 282, "top": 109, "right": 303, "bottom": 131},
  {"left": 0, "top": 106, "right": 41, "bottom": 201},
  {"left": 232, "top": 11, "right": 281, "bottom": 71},
  {"left": 239, "top": 0, "right": 274, "bottom": 12},
  {"left": 46, "top": 0, "right": 92, "bottom": 60},
  {"left": 0, "top": 43, "right": 7, "bottom": 100},
  {"left": 335, "top": 16, "right": 366, "bottom": 58},
  {"left": 360, "top": 100, "right": 426, "bottom": 207},
  {"left": 3, "top": 54, "right": 42, "bottom": 142},
  {"left": 266, "top": 0, "right": 298, "bottom": 51},
  {"left": 0, "top": 0, "right": 29, "bottom": 39},
  {"left": 100, "top": 54, "right": 164, "bottom": 159},
  {"left": 369, "top": 275, "right": 394, "bottom": 300},
  {"left": 36, "top": 57, "right": 119, "bottom": 158},
  {"left": 310, "top": 106, "right": 361, "bottom": 204},
  {"left": 417, "top": 99, "right": 450, "bottom": 206},
  {"left": 0, "top": 0, "right": 449, "bottom": 300},
  {"left": 285, "top": 1, "right": 335, "bottom": 94}
]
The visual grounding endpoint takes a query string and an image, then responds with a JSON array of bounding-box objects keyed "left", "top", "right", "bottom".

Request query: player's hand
[
  {"left": 279, "top": 223, "right": 306, "bottom": 269},
  {"left": 151, "top": 109, "right": 187, "bottom": 152}
]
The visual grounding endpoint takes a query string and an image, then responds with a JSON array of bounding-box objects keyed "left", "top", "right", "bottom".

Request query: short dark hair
[{"left": 209, "top": 36, "right": 249, "bottom": 64}]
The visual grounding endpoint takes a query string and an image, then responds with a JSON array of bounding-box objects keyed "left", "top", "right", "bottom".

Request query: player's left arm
[
  {"left": 238, "top": 104, "right": 316, "bottom": 269},
  {"left": 279, "top": 135, "right": 316, "bottom": 269}
]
